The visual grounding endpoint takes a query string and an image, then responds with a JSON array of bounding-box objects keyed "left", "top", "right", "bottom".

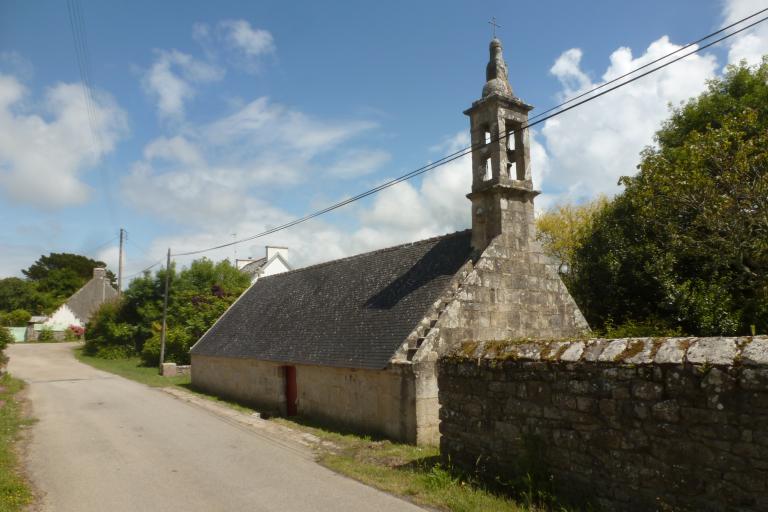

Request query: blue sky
[{"left": 1, "top": 0, "right": 767, "bottom": 282}]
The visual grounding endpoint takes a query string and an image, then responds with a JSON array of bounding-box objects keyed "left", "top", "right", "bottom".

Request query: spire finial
[
  {"left": 488, "top": 17, "right": 501, "bottom": 39},
  {"left": 482, "top": 36, "right": 513, "bottom": 98}
]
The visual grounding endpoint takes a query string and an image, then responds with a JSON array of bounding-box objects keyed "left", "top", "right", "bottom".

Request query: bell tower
[{"left": 464, "top": 38, "right": 539, "bottom": 252}]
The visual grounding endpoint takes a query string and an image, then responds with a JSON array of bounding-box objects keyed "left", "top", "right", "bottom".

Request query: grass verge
[
  {"left": 74, "top": 351, "right": 569, "bottom": 511},
  {"left": 0, "top": 372, "right": 34, "bottom": 512},
  {"left": 73, "top": 349, "right": 254, "bottom": 413},
  {"left": 272, "top": 417, "right": 558, "bottom": 512},
  {"left": 74, "top": 349, "right": 191, "bottom": 388}
]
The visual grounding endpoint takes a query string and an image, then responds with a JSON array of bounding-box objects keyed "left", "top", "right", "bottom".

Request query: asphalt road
[{"left": 7, "top": 342, "right": 423, "bottom": 512}]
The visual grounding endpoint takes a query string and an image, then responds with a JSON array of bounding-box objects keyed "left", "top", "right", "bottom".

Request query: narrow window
[{"left": 483, "top": 157, "right": 492, "bottom": 181}]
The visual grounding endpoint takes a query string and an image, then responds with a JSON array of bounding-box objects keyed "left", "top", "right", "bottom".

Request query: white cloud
[
  {"left": 0, "top": 74, "right": 127, "bottom": 208},
  {"left": 142, "top": 49, "right": 224, "bottom": 119},
  {"left": 220, "top": 20, "right": 275, "bottom": 58},
  {"left": 143, "top": 135, "right": 204, "bottom": 166},
  {"left": 539, "top": 36, "right": 718, "bottom": 203},
  {"left": 192, "top": 20, "right": 275, "bottom": 73},
  {"left": 329, "top": 149, "right": 391, "bottom": 178},
  {"left": 122, "top": 96, "right": 378, "bottom": 228},
  {"left": 722, "top": 0, "right": 768, "bottom": 66}
]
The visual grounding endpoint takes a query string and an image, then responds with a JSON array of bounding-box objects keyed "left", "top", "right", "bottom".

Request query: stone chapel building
[{"left": 190, "top": 37, "right": 588, "bottom": 445}]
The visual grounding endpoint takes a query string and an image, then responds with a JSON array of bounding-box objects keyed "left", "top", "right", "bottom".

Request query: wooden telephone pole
[
  {"left": 159, "top": 247, "right": 171, "bottom": 372},
  {"left": 117, "top": 228, "right": 125, "bottom": 296}
]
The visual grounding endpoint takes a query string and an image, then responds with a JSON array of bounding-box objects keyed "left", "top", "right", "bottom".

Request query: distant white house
[
  {"left": 236, "top": 246, "right": 291, "bottom": 283},
  {"left": 44, "top": 267, "right": 118, "bottom": 330}
]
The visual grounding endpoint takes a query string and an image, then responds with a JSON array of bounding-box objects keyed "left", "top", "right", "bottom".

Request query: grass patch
[
  {"left": 73, "top": 350, "right": 255, "bottom": 414},
  {"left": 271, "top": 416, "right": 560, "bottom": 511},
  {"left": 74, "top": 348, "right": 191, "bottom": 388},
  {"left": 0, "top": 372, "right": 35, "bottom": 512}
]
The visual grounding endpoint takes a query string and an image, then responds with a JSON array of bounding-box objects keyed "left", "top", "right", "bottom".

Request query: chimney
[{"left": 266, "top": 246, "right": 288, "bottom": 261}]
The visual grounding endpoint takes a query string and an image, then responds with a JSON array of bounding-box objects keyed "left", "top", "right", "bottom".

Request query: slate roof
[
  {"left": 192, "top": 230, "right": 474, "bottom": 369},
  {"left": 66, "top": 275, "right": 118, "bottom": 324},
  {"left": 240, "top": 257, "right": 267, "bottom": 276}
]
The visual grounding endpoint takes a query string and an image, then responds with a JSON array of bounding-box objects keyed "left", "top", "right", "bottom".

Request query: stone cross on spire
[{"left": 488, "top": 17, "right": 501, "bottom": 38}]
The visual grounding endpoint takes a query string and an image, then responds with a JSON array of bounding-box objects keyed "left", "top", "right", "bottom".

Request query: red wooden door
[{"left": 284, "top": 366, "right": 297, "bottom": 416}]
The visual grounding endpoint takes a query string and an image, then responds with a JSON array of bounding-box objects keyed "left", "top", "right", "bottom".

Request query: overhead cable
[{"left": 172, "top": 10, "right": 768, "bottom": 257}]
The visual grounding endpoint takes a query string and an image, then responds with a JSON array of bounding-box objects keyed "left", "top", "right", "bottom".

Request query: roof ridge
[{"left": 260, "top": 229, "right": 472, "bottom": 280}]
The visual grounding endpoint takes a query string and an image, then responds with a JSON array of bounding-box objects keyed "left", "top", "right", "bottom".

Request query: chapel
[{"left": 190, "top": 37, "right": 588, "bottom": 444}]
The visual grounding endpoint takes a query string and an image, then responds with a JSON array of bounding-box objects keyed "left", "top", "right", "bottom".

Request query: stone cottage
[
  {"left": 190, "top": 37, "right": 588, "bottom": 445},
  {"left": 43, "top": 267, "right": 118, "bottom": 331}
]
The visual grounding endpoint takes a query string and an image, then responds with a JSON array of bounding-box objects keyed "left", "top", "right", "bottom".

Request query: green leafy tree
[
  {"left": 0, "top": 278, "right": 54, "bottom": 314},
  {"left": 86, "top": 258, "right": 250, "bottom": 365},
  {"left": 141, "top": 259, "right": 250, "bottom": 365},
  {"left": 0, "top": 309, "right": 31, "bottom": 327},
  {"left": 23, "top": 252, "right": 115, "bottom": 301},
  {"left": 569, "top": 60, "right": 768, "bottom": 335},
  {"left": 535, "top": 196, "right": 608, "bottom": 281}
]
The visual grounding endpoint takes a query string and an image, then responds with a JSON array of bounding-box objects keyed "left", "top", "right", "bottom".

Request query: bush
[
  {"left": 91, "top": 344, "right": 135, "bottom": 360},
  {"left": 141, "top": 325, "right": 193, "bottom": 366},
  {"left": 37, "top": 327, "right": 55, "bottom": 342},
  {"left": 0, "top": 326, "right": 12, "bottom": 351},
  {"left": 0, "top": 309, "right": 31, "bottom": 326},
  {"left": 84, "top": 301, "right": 137, "bottom": 356},
  {"left": 64, "top": 325, "right": 85, "bottom": 342},
  {"left": 600, "top": 317, "right": 684, "bottom": 338}
]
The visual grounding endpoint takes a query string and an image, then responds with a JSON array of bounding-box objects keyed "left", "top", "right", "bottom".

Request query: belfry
[{"left": 464, "top": 38, "right": 539, "bottom": 251}]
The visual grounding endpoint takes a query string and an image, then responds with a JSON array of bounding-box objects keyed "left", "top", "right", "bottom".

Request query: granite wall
[
  {"left": 192, "top": 354, "right": 418, "bottom": 442},
  {"left": 438, "top": 336, "right": 768, "bottom": 511}
]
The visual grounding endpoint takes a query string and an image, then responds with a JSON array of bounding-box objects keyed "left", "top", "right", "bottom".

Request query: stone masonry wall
[
  {"left": 438, "top": 336, "right": 768, "bottom": 511},
  {"left": 192, "top": 354, "right": 417, "bottom": 442}
]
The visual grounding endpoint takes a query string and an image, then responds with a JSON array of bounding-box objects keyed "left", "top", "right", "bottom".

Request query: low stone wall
[{"left": 438, "top": 336, "right": 768, "bottom": 511}]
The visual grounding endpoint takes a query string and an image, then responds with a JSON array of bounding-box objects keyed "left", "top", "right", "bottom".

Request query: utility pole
[
  {"left": 117, "top": 228, "right": 125, "bottom": 296},
  {"left": 159, "top": 247, "right": 171, "bottom": 373}
]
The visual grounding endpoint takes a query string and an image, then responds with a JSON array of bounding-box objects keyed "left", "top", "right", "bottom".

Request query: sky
[{"left": 1, "top": 0, "right": 767, "bottom": 284}]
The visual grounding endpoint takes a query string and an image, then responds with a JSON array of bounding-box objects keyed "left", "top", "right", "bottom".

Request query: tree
[
  {"left": 568, "top": 60, "right": 768, "bottom": 336},
  {"left": 0, "top": 309, "right": 31, "bottom": 326},
  {"left": 0, "top": 278, "right": 55, "bottom": 314},
  {"left": 535, "top": 196, "right": 608, "bottom": 280},
  {"left": 85, "top": 257, "right": 250, "bottom": 365},
  {"left": 23, "top": 253, "right": 115, "bottom": 300}
]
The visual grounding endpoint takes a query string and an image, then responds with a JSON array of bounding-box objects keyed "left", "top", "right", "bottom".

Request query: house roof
[
  {"left": 239, "top": 257, "right": 267, "bottom": 276},
  {"left": 65, "top": 274, "right": 118, "bottom": 324},
  {"left": 191, "top": 230, "right": 474, "bottom": 369}
]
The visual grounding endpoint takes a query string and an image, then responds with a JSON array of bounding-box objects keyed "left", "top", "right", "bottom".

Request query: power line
[
  {"left": 172, "top": 10, "right": 768, "bottom": 257},
  {"left": 65, "top": 0, "right": 118, "bottom": 224},
  {"left": 123, "top": 260, "right": 163, "bottom": 280},
  {"left": 527, "top": 6, "right": 768, "bottom": 124},
  {"left": 82, "top": 235, "right": 118, "bottom": 256}
]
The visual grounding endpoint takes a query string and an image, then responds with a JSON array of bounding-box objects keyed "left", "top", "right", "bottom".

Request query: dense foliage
[
  {"left": 0, "top": 326, "right": 12, "bottom": 352},
  {"left": 538, "top": 61, "right": 768, "bottom": 336},
  {"left": 85, "top": 258, "right": 250, "bottom": 365},
  {"left": 0, "top": 252, "right": 112, "bottom": 322}
]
